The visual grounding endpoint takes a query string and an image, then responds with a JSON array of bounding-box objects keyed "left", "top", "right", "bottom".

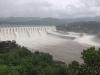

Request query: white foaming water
[
  {"left": 49, "top": 31, "right": 100, "bottom": 46},
  {"left": 0, "top": 25, "right": 67, "bottom": 49},
  {"left": 74, "top": 34, "right": 100, "bottom": 46},
  {"left": 0, "top": 25, "right": 99, "bottom": 47}
]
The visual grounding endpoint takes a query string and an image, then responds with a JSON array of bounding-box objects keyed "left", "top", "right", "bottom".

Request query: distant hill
[
  {"left": 0, "top": 17, "right": 100, "bottom": 25},
  {"left": 57, "top": 21, "right": 100, "bottom": 34},
  {"left": 0, "top": 17, "right": 66, "bottom": 25}
]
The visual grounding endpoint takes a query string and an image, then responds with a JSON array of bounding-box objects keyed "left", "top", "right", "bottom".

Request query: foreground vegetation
[{"left": 0, "top": 41, "right": 100, "bottom": 75}]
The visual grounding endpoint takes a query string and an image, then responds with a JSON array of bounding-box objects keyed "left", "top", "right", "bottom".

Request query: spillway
[
  {"left": 0, "top": 25, "right": 56, "bottom": 41},
  {"left": 0, "top": 25, "right": 66, "bottom": 50}
]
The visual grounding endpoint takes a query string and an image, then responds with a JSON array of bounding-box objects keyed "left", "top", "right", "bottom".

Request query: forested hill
[
  {"left": 0, "top": 17, "right": 100, "bottom": 25},
  {"left": 0, "top": 17, "right": 66, "bottom": 25},
  {"left": 57, "top": 21, "right": 100, "bottom": 34}
]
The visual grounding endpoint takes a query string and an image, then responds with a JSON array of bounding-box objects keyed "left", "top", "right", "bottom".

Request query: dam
[{"left": 0, "top": 25, "right": 56, "bottom": 41}]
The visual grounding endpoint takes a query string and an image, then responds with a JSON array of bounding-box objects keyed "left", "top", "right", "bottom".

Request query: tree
[
  {"left": 82, "top": 47, "right": 100, "bottom": 66},
  {"left": 67, "top": 61, "right": 80, "bottom": 75},
  {"left": 79, "top": 47, "right": 100, "bottom": 75}
]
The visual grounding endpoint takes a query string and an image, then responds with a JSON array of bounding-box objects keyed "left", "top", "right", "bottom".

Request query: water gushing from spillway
[
  {"left": 0, "top": 25, "right": 66, "bottom": 50},
  {"left": 0, "top": 26, "right": 56, "bottom": 41},
  {"left": 0, "top": 25, "right": 100, "bottom": 47}
]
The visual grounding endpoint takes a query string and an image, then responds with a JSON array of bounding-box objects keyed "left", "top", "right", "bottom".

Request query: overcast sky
[{"left": 0, "top": 0, "right": 100, "bottom": 18}]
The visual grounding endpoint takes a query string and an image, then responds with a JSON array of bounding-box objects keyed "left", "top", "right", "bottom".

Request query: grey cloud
[{"left": 0, "top": 0, "right": 100, "bottom": 18}]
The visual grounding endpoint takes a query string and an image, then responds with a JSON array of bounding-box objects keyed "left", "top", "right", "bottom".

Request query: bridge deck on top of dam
[
  {"left": 0, "top": 25, "right": 56, "bottom": 31},
  {"left": 0, "top": 24, "right": 55, "bottom": 27}
]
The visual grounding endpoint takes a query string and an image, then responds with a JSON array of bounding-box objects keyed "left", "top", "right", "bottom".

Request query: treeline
[{"left": 0, "top": 41, "right": 100, "bottom": 75}]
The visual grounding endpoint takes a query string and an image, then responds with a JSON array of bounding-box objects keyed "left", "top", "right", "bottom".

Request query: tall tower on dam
[{"left": 0, "top": 25, "right": 57, "bottom": 41}]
